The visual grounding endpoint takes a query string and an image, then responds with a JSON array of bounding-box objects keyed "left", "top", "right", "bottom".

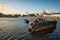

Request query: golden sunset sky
[{"left": 0, "top": 4, "right": 25, "bottom": 15}]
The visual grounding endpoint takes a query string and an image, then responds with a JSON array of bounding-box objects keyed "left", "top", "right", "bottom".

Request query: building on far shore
[
  {"left": 50, "top": 13, "right": 60, "bottom": 18},
  {"left": 41, "top": 10, "right": 48, "bottom": 17},
  {"left": 41, "top": 10, "right": 60, "bottom": 18}
]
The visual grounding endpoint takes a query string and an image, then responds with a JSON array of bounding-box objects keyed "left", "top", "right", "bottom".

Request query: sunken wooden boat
[
  {"left": 28, "top": 17, "right": 57, "bottom": 34},
  {"left": 24, "top": 19, "right": 29, "bottom": 23}
]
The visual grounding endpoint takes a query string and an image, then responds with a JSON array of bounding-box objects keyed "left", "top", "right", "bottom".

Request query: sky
[{"left": 0, "top": 0, "right": 60, "bottom": 14}]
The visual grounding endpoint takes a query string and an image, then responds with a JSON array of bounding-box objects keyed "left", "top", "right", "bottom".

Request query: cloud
[{"left": 0, "top": 4, "right": 25, "bottom": 15}]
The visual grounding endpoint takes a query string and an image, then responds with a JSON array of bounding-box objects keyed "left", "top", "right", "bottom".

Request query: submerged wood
[{"left": 24, "top": 19, "right": 29, "bottom": 23}]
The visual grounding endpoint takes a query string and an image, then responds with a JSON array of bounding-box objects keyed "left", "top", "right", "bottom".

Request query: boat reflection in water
[{"left": 28, "top": 17, "right": 57, "bottom": 35}]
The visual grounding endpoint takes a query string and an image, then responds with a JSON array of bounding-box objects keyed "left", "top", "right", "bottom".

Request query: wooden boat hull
[
  {"left": 28, "top": 18, "right": 57, "bottom": 34},
  {"left": 28, "top": 24, "right": 56, "bottom": 34}
]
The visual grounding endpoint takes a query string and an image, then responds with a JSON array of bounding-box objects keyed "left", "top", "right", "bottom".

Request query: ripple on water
[{"left": 0, "top": 17, "right": 60, "bottom": 40}]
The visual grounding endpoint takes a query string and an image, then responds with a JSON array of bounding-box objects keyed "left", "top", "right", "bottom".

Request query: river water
[{"left": 0, "top": 17, "right": 60, "bottom": 40}]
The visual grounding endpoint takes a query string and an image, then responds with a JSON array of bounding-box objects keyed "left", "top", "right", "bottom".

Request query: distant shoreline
[
  {"left": 0, "top": 16, "right": 60, "bottom": 18},
  {"left": 0, "top": 16, "right": 19, "bottom": 18}
]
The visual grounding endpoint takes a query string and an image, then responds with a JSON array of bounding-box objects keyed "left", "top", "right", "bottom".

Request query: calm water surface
[{"left": 0, "top": 17, "right": 60, "bottom": 40}]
